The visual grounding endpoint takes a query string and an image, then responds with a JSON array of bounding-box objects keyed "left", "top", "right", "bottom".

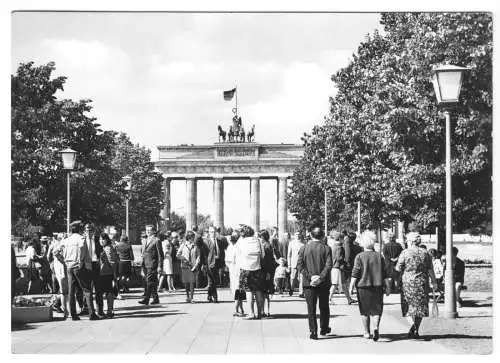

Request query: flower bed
[{"left": 12, "top": 295, "right": 54, "bottom": 324}]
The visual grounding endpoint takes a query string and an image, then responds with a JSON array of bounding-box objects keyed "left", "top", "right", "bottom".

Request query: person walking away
[
  {"left": 116, "top": 235, "right": 135, "bottom": 297},
  {"left": 205, "top": 226, "right": 219, "bottom": 303},
  {"left": 236, "top": 225, "right": 265, "bottom": 319},
  {"left": 138, "top": 224, "right": 164, "bottom": 305},
  {"left": 274, "top": 258, "right": 287, "bottom": 294},
  {"left": 297, "top": 226, "right": 333, "bottom": 340},
  {"left": 83, "top": 223, "right": 105, "bottom": 316},
  {"left": 214, "top": 227, "right": 228, "bottom": 287},
  {"left": 176, "top": 231, "right": 201, "bottom": 303},
  {"left": 329, "top": 232, "right": 355, "bottom": 304},
  {"left": 259, "top": 229, "right": 278, "bottom": 317},
  {"left": 396, "top": 232, "right": 438, "bottom": 339},
  {"left": 452, "top": 247, "right": 465, "bottom": 307},
  {"left": 343, "top": 232, "right": 358, "bottom": 302},
  {"left": 55, "top": 221, "right": 100, "bottom": 320},
  {"left": 349, "top": 233, "right": 391, "bottom": 341},
  {"left": 382, "top": 231, "right": 403, "bottom": 293},
  {"left": 99, "top": 233, "right": 119, "bottom": 318},
  {"left": 288, "top": 231, "right": 305, "bottom": 297},
  {"left": 158, "top": 234, "right": 175, "bottom": 293}
]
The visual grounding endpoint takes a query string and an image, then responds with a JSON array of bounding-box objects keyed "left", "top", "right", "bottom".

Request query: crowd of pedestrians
[{"left": 12, "top": 221, "right": 466, "bottom": 342}]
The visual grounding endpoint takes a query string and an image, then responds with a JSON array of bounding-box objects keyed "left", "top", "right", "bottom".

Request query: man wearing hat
[
  {"left": 382, "top": 231, "right": 403, "bottom": 293},
  {"left": 55, "top": 221, "right": 99, "bottom": 320}
]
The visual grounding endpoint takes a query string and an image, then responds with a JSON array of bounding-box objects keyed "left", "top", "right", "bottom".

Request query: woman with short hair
[
  {"left": 99, "top": 233, "right": 119, "bottom": 318},
  {"left": 349, "top": 233, "right": 390, "bottom": 341},
  {"left": 259, "top": 229, "right": 278, "bottom": 317},
  {"left": 236, "top": 225, "right": 265, "bottom": 319},
  {"left": 176, "top": 230, "right": 201, "bottom": 303},
  {"left": 396, "top": 232, "right": 438, "bottom": 339},
  {"left": 116, "top": 235, "right": 135, "bottom": 297}
]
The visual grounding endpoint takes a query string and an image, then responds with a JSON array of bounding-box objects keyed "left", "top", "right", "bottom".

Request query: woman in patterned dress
[{"left": 396, "top": 232, "right": 438, "bottom": 339}]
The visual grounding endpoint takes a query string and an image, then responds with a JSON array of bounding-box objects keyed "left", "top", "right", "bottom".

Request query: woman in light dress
[
  {"left": 225, "top": 231, "right": 244, "bottom": 316},
  {"left": 49, "top": 234, "right": 69, "bottom": 318},
  {"left": 159, "top": 236, "right": 175, "bottom": 293}
]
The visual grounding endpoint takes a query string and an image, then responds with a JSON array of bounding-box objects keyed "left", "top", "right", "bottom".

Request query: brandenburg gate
[{"left": 155, "top": 142, "right": 303, "bottom": 234}]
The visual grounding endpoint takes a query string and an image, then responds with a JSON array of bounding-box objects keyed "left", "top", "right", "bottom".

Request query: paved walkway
[{"left": 12, "top": 289, "right": 484, "bottom": 354}]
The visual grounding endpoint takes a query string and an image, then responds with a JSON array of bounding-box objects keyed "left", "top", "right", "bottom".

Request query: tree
[
  {"left": 111, "top": 133, "right": 164, "bottom": 232},
  {"left": 12, "top": 62, "right": 122, "bottom": 235},
  {"left": 289, "top": 13, "right": 492, "bottom": 234},
  {"left": 11, "top": 62, "right": 166, "bottom": 236}
]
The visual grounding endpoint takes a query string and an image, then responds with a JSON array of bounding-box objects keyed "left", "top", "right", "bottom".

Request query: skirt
[
  {"left": 181, "top": 268, "right": 196, "bottom": 284},
  {"left": 118, "top": 261, "right": 132, "bottom": 278},
  {"left": 239, "top": 269, "right": 264, "bottom": 292},
  {"left": 357, "top": 286, "right": 384, "bottom": 316},
  {"left": 163, "top": 256, "right": 173, "bottom": 275},
  {"left": 331, "top": 267, "right": 343, "bottom": 285},
  {"left": 100, "top": 275, "right": 114, "bottom": 293}
]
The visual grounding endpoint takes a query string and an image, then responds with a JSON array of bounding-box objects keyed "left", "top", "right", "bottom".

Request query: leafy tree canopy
[{"left": 289, "top": 13, "right": 492, "bottom": 234}]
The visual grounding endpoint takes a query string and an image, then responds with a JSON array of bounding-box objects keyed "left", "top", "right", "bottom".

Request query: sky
[{"left": 11, "top": 11, "right": 382, "bottom": 228}]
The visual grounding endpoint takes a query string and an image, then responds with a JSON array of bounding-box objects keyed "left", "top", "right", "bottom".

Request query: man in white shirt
[
  {"left": 55, "top": 221, "right": 99, "bottom": 321},
  {"left": 288, "top": 231, "right": 305, "bottom": 297}
]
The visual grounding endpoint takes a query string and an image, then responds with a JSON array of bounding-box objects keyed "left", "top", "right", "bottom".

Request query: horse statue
[
  {"left": 217, "top": 125, "right": 227, "bottom": 143},
  {"left": 247, "top": 124, "right": 255, "bottom": 142},
  {"left": 228, "top": 125, "right": 235, "bottom": 142},
  {"left": 239, "top": 126, "right": 246, "bottom": 142}
]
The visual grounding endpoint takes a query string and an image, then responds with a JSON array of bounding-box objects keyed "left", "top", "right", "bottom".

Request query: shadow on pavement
[
  {"left": 269, "top": 313, "right": 345, "bottom": 320},
  {"left": 114, "top": 311, "right": 186, "bottom": 319},
  {"left": 11, "top": 323, "right": 36, "bottom": 331}
]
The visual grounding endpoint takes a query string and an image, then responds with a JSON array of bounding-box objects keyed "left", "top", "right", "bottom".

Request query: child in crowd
[
  {"left": 233, "top": 288, "right": 246, "bottom": 317},
  {"left": 429, "top": 248, "right": 444, "bottom": 301},
  {"left": 274, "top": 258, "right": 287, "bottom": 294}
]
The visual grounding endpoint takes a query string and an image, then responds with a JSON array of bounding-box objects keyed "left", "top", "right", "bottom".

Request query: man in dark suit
[
  {"left": 297, "top": 226, "right": 333, "bottom": 340},
  {"left": 139, "top": 224, "right": 164, "bottom": 305},
  {"left": 83, "top": 223, "right": 104, "bottom": 317},
  {"left": 215, "top": 227, "right": 228, "bottom": 287},
  {"left": 204, "top": 226, "right": 219, "bottom": 302}
]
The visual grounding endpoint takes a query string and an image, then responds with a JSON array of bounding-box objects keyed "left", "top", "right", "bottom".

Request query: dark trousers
[
  {"left": 207, "top": 267, "right": 218, "bottom": 299},
  {"left": 68, "top": 266, "right": 95, "bottom": 318},
  {"left": 144, "top": 268, "right": 159, "bottom": 301},
  {"left": 91, "top": 262, "right": 104, "bottom": 313},
  {"left": 304, "top": 286, "right": 330, "bottom": 334}
]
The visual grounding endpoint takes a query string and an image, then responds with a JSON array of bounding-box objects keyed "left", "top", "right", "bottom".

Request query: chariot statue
[{"left": 218, "top": 114, "right": 255, "bottom": 143}]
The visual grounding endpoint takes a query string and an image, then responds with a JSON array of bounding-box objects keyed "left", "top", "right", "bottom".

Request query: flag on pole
[{"left": 223, "top": 88, "right": 236, "bottom": 101}]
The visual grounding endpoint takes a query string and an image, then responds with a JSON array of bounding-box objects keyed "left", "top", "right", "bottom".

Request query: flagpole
[{"left": 235, "top": 86, "right": 238, "bottom": 117}]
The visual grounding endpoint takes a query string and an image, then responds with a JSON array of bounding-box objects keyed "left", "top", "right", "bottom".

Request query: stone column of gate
[
  {"left": 250, "top": 177, "right": 260, "bottom": 233},
  {"left": 162, "top": 178, "right": 171, "bottom": 229},
  {"left": 213, "top": 177, "right": 224, "bottom": 230},
  {"left": 185, "top": 178, "right": 197, "bottom": 230},
  {"left": 277, "top": 177, "right": 288, "bottom": 235}
]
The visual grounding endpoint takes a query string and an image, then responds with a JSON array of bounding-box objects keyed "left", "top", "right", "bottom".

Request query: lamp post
[
  {"left": 60, "top": 148, "right": 77, "bottom": 234},
  {"left": 431, "top": 63, "right": 467, "bottom": 319},
  {"left": 123, "top": 175, "right": 132, "bottom": 237}
]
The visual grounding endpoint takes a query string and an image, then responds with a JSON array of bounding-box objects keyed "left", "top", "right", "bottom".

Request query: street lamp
[
  {"left": 60, "top": 148, "right": 77, "bottom": 234},
  {"left": 431, "top": 63, "right": 467, "bottom": 319},
  {"left": 123, "top": 175, "right": 132, "bottom": 237}
]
